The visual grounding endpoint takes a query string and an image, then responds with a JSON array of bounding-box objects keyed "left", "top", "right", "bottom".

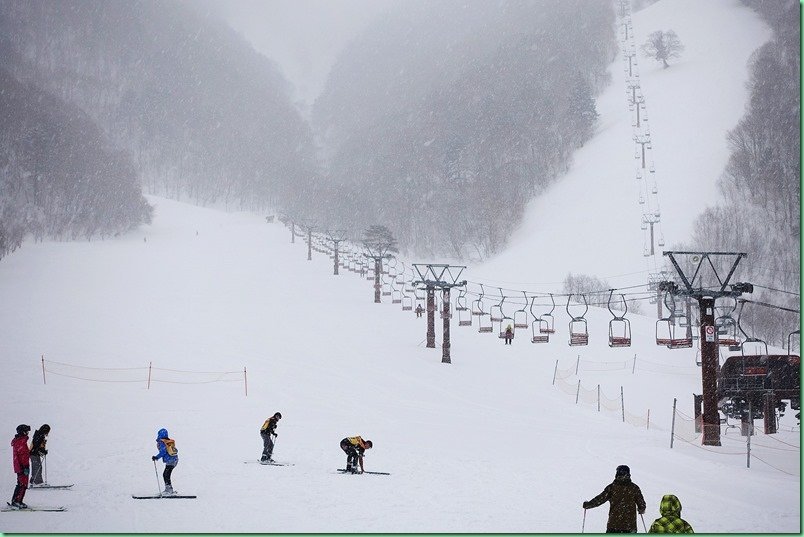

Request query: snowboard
[
  {"left": 28, "top": 484, "right": 74, "bottom": 490},
  {"left": 132, "top": 494, "right": 197, "bottom": 499},
  {"left": 336, "top": 469, "right": 391, "bottom": 475},
  {"left": 3, "top": 502, "right": 65, "bottom": 512}
]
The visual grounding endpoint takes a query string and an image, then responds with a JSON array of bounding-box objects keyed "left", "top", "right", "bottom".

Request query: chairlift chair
[
  {"left": 566, "top": 294, "right": 589, "bottom": 346},
  {"left": 497, "top": 315, "right": 515, "bottom": 340},
  {"left": 529, "top": 297, "right": 549, "bottom": 343},
  {"left": 490, "top": 291, "right": 505, "bottom": 323},
  {"left": 455, "top": 290, "right": 469, "bottom": 312},
  {"left": 540, "top": 294, "right": 557, "bottom": 334},
  {"left": 391, "top": 290, "right": 402, "bottom": 305},
  {"left": 513, "top": 292, "right": 529, "bottom": 329},
  {"left": 401, "top": 295, "right": 413, "bottom": 312},
  {"left": 478, "top": 308, "right": 493, "bottom": 333},
  {"left": 607, "top": 291, "right": 632, "bottom": 348},
  {"left": 715, "top": 298, "right": 740, "bottom": 347},
  {"left": 458, "top": 306, "right": 472, "bottom": 327}
]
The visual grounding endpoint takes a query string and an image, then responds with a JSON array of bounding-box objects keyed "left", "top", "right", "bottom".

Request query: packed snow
[{"left": 0, "top": 0, "right": 798, "bottom": 533}]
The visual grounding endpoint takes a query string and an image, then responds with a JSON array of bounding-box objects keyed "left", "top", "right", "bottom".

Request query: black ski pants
[
  {"left": 261, "top": 432, "right": 275, "bottom": 461},
  {"left": 30, "top": 454, "right": 43, "bottom": 485},
  {"left": 340, "top": 438, "right": 360, "bottom": 470},
  {"left": 163, "top": 463, "right": 176, "bottom": 487}
]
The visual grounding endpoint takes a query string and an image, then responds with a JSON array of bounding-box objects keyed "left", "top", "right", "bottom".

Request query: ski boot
[{"left": 162, "top": 485, "right": 176, "bottom": 496}]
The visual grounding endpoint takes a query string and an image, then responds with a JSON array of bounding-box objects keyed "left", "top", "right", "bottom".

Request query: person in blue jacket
[{"left": 151, "top": 428, "right": 179, "bottom": 495}]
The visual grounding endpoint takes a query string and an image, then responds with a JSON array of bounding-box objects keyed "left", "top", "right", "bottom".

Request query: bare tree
[{"left": 641, "top": 30, "right": 684, "bottom": 68}]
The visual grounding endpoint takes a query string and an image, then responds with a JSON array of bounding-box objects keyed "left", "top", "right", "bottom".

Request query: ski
[
  {"left": 132, "top": 494, "right": 197, "bottom": 499},
  {"left": 3, "top": 502, "right": 65, "bottom": 512},
  {"left": 336, "top": 469, "right": 391, "bottom": 475},
  {"left": 28, "top": 484, "right": 74, "bottom": 490},
  {"left": 244, "top": 461, "right": 295, "bottom": 466}
]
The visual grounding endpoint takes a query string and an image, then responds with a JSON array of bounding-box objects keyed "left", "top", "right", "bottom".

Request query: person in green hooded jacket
[{"left": 648, "top": 494, "right": 694, "bottom": 533}]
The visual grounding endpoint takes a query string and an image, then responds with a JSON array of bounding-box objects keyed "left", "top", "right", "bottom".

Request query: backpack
[{"left": 161, "top": 438, "right": 178, "bottom": 456}]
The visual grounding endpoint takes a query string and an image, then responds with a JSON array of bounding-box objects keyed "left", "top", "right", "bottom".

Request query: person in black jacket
[
  {"left": 259, "top": 412, "right": 282, "bottom": 463},
  {"left": 583, "top": 465, "right": 647, "bottom": 533},
  {"left": 29, "top": 424, "right": 50, "bottom": 486}
]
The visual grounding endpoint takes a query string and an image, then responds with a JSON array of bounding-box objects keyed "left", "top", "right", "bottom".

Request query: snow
[{"left": 0, "top": 0, "right": 798, "bottom": 534}]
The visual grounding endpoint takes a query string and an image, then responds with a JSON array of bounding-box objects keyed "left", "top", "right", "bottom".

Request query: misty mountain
[
  {"left": 0, "top": 0, "right": 318, "bottom": 212},
  {"left": 310, "top": 0, "right": 616, "bottom": 258},
  {"left": 0, "top": 67, "right": 152, "bottom": 260}
]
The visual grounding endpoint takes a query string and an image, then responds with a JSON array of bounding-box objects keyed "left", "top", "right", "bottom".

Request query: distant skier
[
  {"left": 151, "top": 428, "right": 179, "bottom": 495},
  {"left": 648, "top": 494, "right": 694, "bottom": 533},
  {"left": 340, "top": 436, "right": 373, "bottom": 474},
  {"left": 415, "top": 304, "right": 424, "bottom": 318},
  {"left": 29, "top": 424, "right": 50, "bottom": 486},
  {"left": 583, "top": 465, "right": 646, "bottom": 533},
  {"left": 260, "top": 412, "right": 282, "bottom": 463},
  {"left": 10, "top": 424, "right": 31, "bottom": 509},
  {"left": 504, "top": 324, "right": 514, "bottom": 345}
]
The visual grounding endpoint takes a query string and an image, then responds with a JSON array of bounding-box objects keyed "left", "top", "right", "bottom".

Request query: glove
[
  {"left": 273, "top": 433, "right": 278, "bottom": 437},
  {"left": 152, "top": 455, "right": 158, "bottom": 461},
  {"left": 22, "top": 467, "right": 30, "bottom": 476},
  {"left": 42, "top": 449, "right": 48, "bottom": 455},
  {"left": 582, "top": 501, "right": 590, "bottom": 509}
]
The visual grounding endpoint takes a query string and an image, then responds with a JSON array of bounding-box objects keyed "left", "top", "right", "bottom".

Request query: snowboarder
[
  {"left": 504, "top": 324, "right": 514, "bottom": 344},
  {"left": 415, "top": 304, "right": 424, "bottom": 318},
  {"left": 29, "top": 424, "right": 50, "bottom": 485},
  {"left": 260, "top": 412, "right": 282, "bottom": 463},
  {"left": 151, "top": 428, "right": 179, "bottom": 495},
  {"left": 582, "top": 465, "right": 646, "bottom": 533},
  {"left": 10, "top": 424, "right": 31, "bottom": 509},
  {"left": 339, "top": 436, "right": 373, "bottom": 474},
  {"left": 648, "top": 494, "right": 694, "bottom": 533}
]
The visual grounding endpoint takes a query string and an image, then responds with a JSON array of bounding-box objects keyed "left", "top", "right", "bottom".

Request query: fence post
[
  {"left": 670, "top": 398, "right": 677, "bottom": 448},
  {"left": 597, "top": 384, "right": 600, "bottom": 412},
  {"left": 147, "top": 361, "right": 152, "bottom": 390},
  {"left": 747, "top": 400, "right": 752, "bottom": 468},
  {"left": 41, "top": 355, "right": 46, "bottom": 385},
  {"left": 575, "top": 355, "right": 580, "bottom": 376},
  {"left": 575, "top": 380, "right": 581, "bottom": 404},
  {"left": 552, "top": 360, "right": 559, "bottom": 385},
  {"left": 620, "top": 386, "right": 625, "bottom": 422},
  {"left": 647, "top": 409, "right": 650, "bottom": 430},
  {"left": 244, "top": 367, "right": 248, "bottom": 397},
  {"left": 632, "top": 354, "right": 637, "bottom": 374}
]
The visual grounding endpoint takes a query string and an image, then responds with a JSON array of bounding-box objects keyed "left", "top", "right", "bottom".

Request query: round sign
[{"left": 705, "top": 325, "right": 715, "bottom": 335}]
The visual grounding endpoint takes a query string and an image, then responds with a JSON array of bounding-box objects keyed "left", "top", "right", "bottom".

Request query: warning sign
[{"left": 704, "top": 325, "right": 715, "bottom": 343}]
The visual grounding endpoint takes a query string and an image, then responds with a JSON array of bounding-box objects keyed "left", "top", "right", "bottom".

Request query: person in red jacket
[{"left": 10, "top": 424, "right": 31, "bottom": 509}]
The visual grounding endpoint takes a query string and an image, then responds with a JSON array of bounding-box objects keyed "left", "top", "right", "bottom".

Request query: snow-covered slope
[
  {"left": 472, "top": 0, "right": 772, "bottom": 288},
  {"left": 0, "top": 0, "right": 797, "bottom": 533}
]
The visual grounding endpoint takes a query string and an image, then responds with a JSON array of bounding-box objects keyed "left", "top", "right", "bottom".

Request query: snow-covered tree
[{"left": 641, "top": 30, "right": 684, "bottom": 68}]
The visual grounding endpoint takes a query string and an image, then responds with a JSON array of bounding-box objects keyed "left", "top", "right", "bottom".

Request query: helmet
[
  {"left": 16, "top": 424, "right": 30, "bottom": 435},
  {"left": 40, "top": 424, "right": 51, "bottom": 433},
  {"left": 365, "top": 440, "right": 373, "bottom": 448},
  {"left": 274, "top": 412, "right": 282, "bottom": 419},
  {"left": 157, "top": 428, "right": 169, "bottom": 439},
  {"left": 615, "top": 465, "right": 630, "bottom": 478}
]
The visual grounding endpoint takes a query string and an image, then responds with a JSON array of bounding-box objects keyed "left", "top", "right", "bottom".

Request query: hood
[
  {"left": 659, "top": 494, "right": 683, "bottom": 518},
  {"left": 157, "top": 428, "right": 169, "bottom": 439}
]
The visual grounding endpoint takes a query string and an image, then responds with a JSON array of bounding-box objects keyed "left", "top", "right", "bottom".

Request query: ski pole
[
  {"left": 43, "top": 453, "right": 48, "bottom": 485},
  {"left": 582, "top": 508, "right": 586, "bottom": 533},
  {"left": 153, "top": 459, "right": 161, "bottom": 495},
  {"left": 640, "top": 512, "right": 647, "bottom": 533}
]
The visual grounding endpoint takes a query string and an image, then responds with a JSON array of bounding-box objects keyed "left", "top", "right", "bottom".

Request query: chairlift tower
[
  {"left": 642, "top": 213, "right": 660, "bottom": 256},
  {"left": 325, "top": 230, "right": 348, "bottom": 275},
  {"left": 660, "top": 251, "right": 751, "bottom": 446},
  {"left": 412, "top": 264, "right": 467, "bottom": 364},
  {"left": 299, "top": 222, "right": 317, "bottom": 261},
  {"left": 634, "top": 133, "right": 651, "bottom": 169},
  {"left": 364, "top": 253, "right": 392, "bottom": 303}
]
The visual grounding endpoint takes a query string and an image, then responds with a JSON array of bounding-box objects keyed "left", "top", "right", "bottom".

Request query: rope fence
[{"left": 41, "top": 356, "right": 248, "bottom": 396}]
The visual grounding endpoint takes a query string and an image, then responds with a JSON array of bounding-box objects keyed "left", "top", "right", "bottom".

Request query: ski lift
[
  {"left": 655, "top": 293, "right": 692, "bottom": 348},
  {"left": 638, "top": 193, "right": 645, "bottom": 205},
  {"left": 391, "top": 288, "right": 402, "bottom": 305},
  {"left": 381, "top": 276, "right": 392, "bottom": 296},
  {"left": 458, "top": 304, "right": 472, "bottom": 327},
  {"left": 607, "top": 291, "right": 632, "bottom": 348},
  {"left": 650, "top": 182, "right": 658, "bottom": 193},
  {"left": 455, "top": 289, "right": 469, "bottom": 312},
  {"left": 788, "top": 330, "right": 800, "bottom": 355},
  {"left": 736, "top": 300, "right": 769, "bottom": 356},
  {"left": 657, "top": 234, "right": 665, "bottom": 248},
  {"left": 529, "top": 296, "right": 549, "bottom": 343},
  {"left": 566, "top": 294, "right": 589, "bottom": 346},
  {"left": 490, "top": 289, "right": 505, "bottom": 323},
  {"left": 497, "top": 310, "right": 515, "bottom": 340},
  {"left": 513, "top": 291, "right": 529, "bottom": 329},
  {"left": 401, "top": 295, "right": 413, "bottom": 311},
  {"left": 474, "top": 284, "right": 493, "bottom": 333},
  {"left": 472, "top": 284, "right": 486, "bottom": 316},
  {"left": 649, "top": 162, "right": 656, "bottom": 174},
  {"left": 414, "top": 287, "right": 426, "bottom": 313},
  {"left": 540, "top": 294, "right": 557, "bottom": 334},
  {"left": 715, "top": 297, "right": 740, "bottom": 347}
]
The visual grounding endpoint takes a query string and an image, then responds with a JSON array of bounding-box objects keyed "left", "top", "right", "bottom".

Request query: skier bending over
[
  {"left": 583, "top": 465, "right": 646, "bottom": 533},
  {"left": 340, "top": 436, "right": 373, "bottom": 474},
  {"left": 260, "top": 412, "right": 282, "bottom": 463},
  {"left": 10, "top": 424, "right": 31, "bottom": 509},
  {"left": 30, "top": 424, "right": 50, "bottom": 486},
  {"left": 151, "top": 428, "right": 179, "bottom": 495}
]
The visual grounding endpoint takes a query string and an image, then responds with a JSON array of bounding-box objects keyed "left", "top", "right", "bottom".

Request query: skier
[
  {"left": 259, "top": 412, "right": 282, "bottom": 463},
  {"left": 504, "top": 324, "right": 514, "bottom": 344},
  {"left": 648, "top": 494, "right": 694, "bottom": 533},
  {"left": 582, "top": 465, "right": 646, "bottom": 533},
  {"left": 151, "top": 428, "right": 179, "bottom": 495},
  {"left": 10, "top": 424, "right": 31, "bottom": 509},
  {"left": 29, "top": 424, "right": 50, "bottom": 486},
  {"left": 415, "top": 304, "right": 424, "bottom": 318},
  {"left": 339, "top": 436, "right": 373, "bottom": 474}
]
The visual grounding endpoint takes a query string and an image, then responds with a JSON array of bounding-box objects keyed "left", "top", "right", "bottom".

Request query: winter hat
[
  {"left": 16, "top": 424, "right": 31, "bottom": 435},
  {"left": 615, "top": 465, "right": 630, "bottom": 478},
  {"left": 40, "top": 424, "right": 51, "bottom": 433},
  {"left": 274, "top": 412, "right": 282, "bottom": 419}
]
